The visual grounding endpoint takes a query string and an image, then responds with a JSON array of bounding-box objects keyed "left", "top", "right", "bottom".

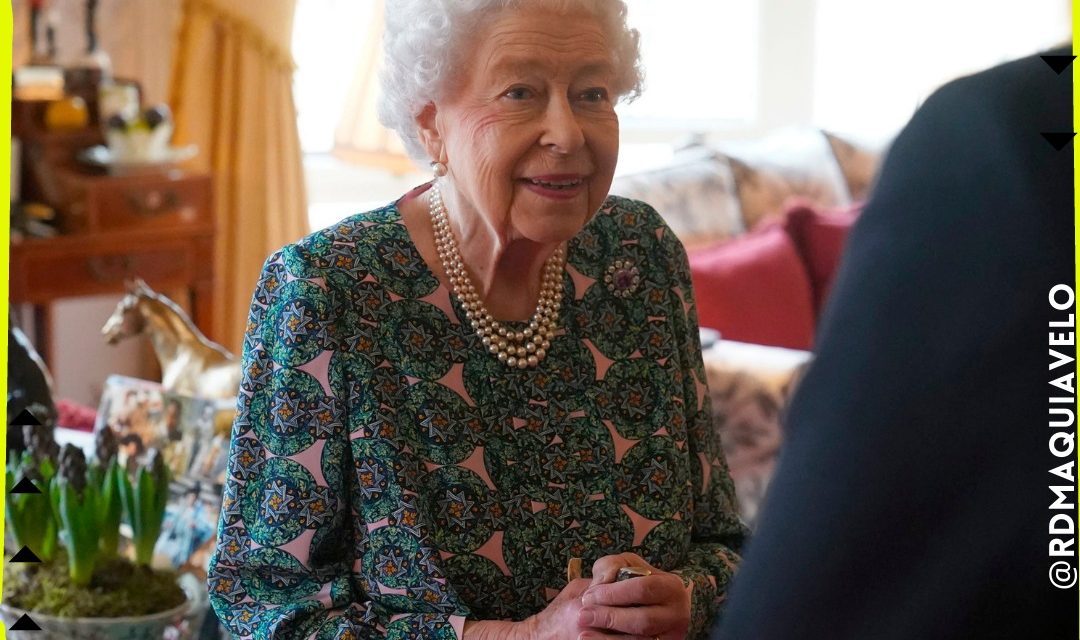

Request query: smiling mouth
[{"left": 525, "top": 177, "right": 584, "bottom": 190}]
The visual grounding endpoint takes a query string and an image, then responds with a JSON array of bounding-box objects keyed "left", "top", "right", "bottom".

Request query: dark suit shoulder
[{"left": 914, "top": 44, "right": 1070, "bottom": 141}]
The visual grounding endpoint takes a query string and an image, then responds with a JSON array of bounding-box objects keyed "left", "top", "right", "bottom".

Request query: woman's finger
[
  {"left": 577, "top": 632, "right": 655, "bottom": 640},
  {"left": 578, "top": 603, "right": 681, "bottom": 636},
  {"left": 583, "top": 574, "right": 683, "bottom": 607},
  {"left": 590, "top": 552, "right": 650, "bottom": 586}
]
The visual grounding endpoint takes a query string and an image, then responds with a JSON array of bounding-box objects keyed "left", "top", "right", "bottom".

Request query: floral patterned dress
[{"left": 207, "top": 192, "right": 747, "bottom": 639}]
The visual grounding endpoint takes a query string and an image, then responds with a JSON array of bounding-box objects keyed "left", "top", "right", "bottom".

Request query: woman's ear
[{"left": 416, "top": 103, "right": 445, "bottom": 163}]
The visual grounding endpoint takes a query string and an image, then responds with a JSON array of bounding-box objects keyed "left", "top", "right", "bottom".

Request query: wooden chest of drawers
[
  {"left": 10, "top": 169, "right": 216, "bottom": 365},
  {"left": 65, "top": 170, "right": 212, "bottom": 234},
  {"left": 9, "top": 229, "right": 213, "bottom": 303}
]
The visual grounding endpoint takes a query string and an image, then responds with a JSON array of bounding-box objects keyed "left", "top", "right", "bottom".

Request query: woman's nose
[{"left": 539, "top": 96, "right": 585, "bottom": 154}]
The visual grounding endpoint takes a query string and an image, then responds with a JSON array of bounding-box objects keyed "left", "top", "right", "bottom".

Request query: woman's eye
[
  {"left": 503, "top": 87, "right": 533, "bottom": 100},
  {"left": 580, "top": 88, "right": 609, "bottom": 103}
]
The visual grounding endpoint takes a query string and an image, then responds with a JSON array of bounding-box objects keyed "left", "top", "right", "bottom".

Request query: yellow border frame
[{"left": 0, "top": 2, "right": 13, "bottom": 637}]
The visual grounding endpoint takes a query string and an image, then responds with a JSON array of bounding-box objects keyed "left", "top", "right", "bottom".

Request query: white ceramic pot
[{"left": 0, "top": 573, "right": 208, "bottom": 640}]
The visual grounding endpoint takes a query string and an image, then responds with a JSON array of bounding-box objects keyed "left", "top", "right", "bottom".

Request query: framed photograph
[
  {"left": 96, "top": 376, "right": 236, "bottom": 580},
  {"left": 94, "top": 374, "right": 233, "bottom": 480},
  {"left": 153, "top": 476, "right": 220, "bottom": 577},
  {"left": 94, "top": 374, "right": 166, "bottom": 472},
  {"left": 185, "top": 397, "right": 235, "bottom": 489}
]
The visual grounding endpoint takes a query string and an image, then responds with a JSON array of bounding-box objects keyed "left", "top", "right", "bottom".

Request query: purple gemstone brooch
[{"left": 604, "top": 260, "right": 641, "bottom": 299}]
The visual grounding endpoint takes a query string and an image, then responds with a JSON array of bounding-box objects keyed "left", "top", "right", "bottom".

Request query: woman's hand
[
  {"left": 463, "top": 579, "right": 592, "bottom": 640},
  {"left": 525, "top": 578, "right": 594, "bottom": 640},
  {"left": 577, "top": 553, "right": 691, "bottom": 640}
]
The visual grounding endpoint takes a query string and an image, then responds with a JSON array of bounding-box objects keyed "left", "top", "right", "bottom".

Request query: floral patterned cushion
[
  {"left": 823, "top": 130, "right": 887, "bottom": 202},
  {"left": 702, "top": 340, "right": 812, "bottom": 527},
  {"left": 610, "top": 155, "right": 745, "bottom": 251},
  {"left": 718, "top": 128, "right": 854, "bottom": 230}
]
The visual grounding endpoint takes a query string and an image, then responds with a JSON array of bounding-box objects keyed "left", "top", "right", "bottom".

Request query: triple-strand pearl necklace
[{"left": 428, "top": 181, "right": 564, "bottom": 369}]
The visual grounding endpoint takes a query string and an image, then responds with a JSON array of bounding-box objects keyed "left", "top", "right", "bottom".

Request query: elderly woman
[{"left": 207, "top": 1, "right": 745, "bottom": 638}]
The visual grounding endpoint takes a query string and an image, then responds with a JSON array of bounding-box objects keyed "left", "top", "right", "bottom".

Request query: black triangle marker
[
  {"left": 1040, "top": 55, "right": 1076, "bottom": 75},
  {"left": 1041, "top": 132, "right": 1076, "bottom": 151},
  {"left": 9, "top": 546, "right": 42, "bottom": 563},
  {"left": 10, "top": 477, "right": 41, "bottom": 494},
  {"left": 9, "top": 409, "right": 41, "bottom": 426},
  {"left": 9, "top": 613, "right": 42, "bottom": 631}
]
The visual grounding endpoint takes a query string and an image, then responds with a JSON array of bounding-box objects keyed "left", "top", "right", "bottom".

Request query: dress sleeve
[
  {"left": 660, "top": 223, "right": 750, "bottom": 638},
  {"left": 207, "top": 246, "right": 464, "bottom": 639}
]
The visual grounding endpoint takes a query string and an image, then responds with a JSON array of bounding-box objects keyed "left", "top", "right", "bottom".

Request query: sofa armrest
[{"left": 703, "top": 340, "right": 812, "bottom": 527}]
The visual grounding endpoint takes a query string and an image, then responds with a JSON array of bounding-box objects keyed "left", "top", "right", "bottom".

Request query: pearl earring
[{"left": 432, "top": 161, "right": 448, "bottom": 178}]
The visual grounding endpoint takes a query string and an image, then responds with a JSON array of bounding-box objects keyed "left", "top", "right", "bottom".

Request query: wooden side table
[{"left": 9, "top": 169, "right": 215, "bottom": 366}]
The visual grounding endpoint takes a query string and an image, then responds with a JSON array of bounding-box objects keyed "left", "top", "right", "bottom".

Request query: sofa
[
  {"left": 611, "top": 127, "right": 886, "bottom": 525},
  {"left": 612, "top": 127, "right": 884, "bottom": 348}
]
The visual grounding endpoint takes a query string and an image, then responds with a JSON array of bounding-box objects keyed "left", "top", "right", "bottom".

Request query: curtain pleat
[{"left": 170, "top": 0, "right": 307, "bottom": 353}]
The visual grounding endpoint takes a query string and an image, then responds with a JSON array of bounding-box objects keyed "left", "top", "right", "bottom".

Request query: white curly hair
[{"left": 378, "top": 0, "right": 644, "bottom": 164}]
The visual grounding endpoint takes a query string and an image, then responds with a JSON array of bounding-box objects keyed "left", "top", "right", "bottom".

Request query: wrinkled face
[{"left": 423, "top": 6, "right": 621, "bottom": 245}]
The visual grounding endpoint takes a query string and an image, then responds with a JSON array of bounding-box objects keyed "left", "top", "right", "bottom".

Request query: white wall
[
  {"left": 812, "top": 0, "right": 1071, "bottom": 141},
  {"left": 14, "top": 296, "right": 158, "bottom": 408},
  {"left": 750, "top": 0, "right": 819, "bottom": 135}
]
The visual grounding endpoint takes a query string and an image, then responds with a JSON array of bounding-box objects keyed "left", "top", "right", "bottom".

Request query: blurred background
[
  {"left": 2, "top": 3, "right": 1071, "bottom": 628},
  {"left": 7, "top": 0, "right": 1070, "bottom": 410}
]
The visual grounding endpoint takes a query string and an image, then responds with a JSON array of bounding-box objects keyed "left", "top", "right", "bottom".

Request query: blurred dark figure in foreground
[
  {"left": 8, "top": 318, "right": 58, "bottom": 453},
  {"left": 716, "top": 46, "right": 1077, "bottom": 639}
]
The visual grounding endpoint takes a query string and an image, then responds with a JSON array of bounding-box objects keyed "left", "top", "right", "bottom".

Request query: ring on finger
[{"left": 616, "top": 566, "right": 653, "bottom": 581}]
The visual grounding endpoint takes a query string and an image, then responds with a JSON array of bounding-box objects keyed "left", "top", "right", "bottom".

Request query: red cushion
[
  {"left": 783, "top": 202, "right": 862, "bottom": 314},
  {"left": 56, "top": 398, "right": 98, "bottom": 432},
  {"left": 689, "top": 222, "right": 816, "bottom": 350}
]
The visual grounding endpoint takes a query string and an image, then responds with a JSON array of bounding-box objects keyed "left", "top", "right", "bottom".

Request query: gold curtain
[{"left": 169, "top": 0, "right": 308, "bottom": 353}]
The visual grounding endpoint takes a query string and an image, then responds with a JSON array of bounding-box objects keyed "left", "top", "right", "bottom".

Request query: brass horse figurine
[{"left": 102, "top": 279, "right": 242, "bottom": 400}]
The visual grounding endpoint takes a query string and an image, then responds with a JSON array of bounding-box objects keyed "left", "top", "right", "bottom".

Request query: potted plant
[{"left": 1, "top": 426, "right": 208, "bottom": 639}]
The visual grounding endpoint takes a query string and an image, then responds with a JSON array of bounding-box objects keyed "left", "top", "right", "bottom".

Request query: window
[
  {"left": 813, "top": 0, "right": 1071, "bottom": 140},
  {"left": 619, "top": 0, "right": 761, "bottom": 131},
  {"left": 292, "top": 0, "right": 377, "bottom": 153}
]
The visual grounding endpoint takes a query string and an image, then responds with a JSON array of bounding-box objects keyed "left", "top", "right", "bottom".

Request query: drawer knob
[{"left": 126, "top": 189, "right": 180, "bottom": 216}]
